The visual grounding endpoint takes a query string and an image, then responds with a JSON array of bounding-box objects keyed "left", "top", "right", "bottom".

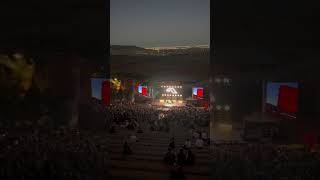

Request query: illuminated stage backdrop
[{"left": 158, "top": 85, "right": 184, "bottom": 106}]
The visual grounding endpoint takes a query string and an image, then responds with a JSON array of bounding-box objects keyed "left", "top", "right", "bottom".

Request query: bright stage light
[
  {"left": 160, "top": 99, "right": 164, "bottom": 103},
  {"left": 164, "top": 104, "right": 174, "bottom": 107}
]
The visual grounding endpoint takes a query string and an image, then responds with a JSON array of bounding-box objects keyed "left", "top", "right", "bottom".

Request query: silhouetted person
[
  {"left": 127, "top": 122, "right": 135, "bottom": 130},
  {"left": 129, "top": 133, "right": 138, "bottom": 143},
  {"left": 177, "top": 149, "right": 186, "bottom": 166},
  {"left": 186, "top": 149, "right": 195, "bottom": 165},
  {"left": 169, "top": 137, "right": 175, "bottom": 149},
  {"left": 123, "top": 141, "right": 132, "bottom": 157},
  {"left": 164, "top": 148, "right": 176, "bottom": 165},
  {"left": 183, "top": 139, "right": 191, "bottom": 149},
  {"left": 195, "top": 138, "right": 204, "bottom": 149}
]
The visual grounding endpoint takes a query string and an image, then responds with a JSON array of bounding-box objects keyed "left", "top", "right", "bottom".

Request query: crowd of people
[
  {"left": 105, "top": 102, "right": 210, "bottom": 180},
  {"left": 164, "top": 138, "right": 196, "bottom": 167},
  {"left": 163, "top": 107, "right": 209, "bottom": 129},
  {"left": 163, "top": 137, "right": 196, "bottom": 180},
  {"left": 211, "top": 142, "right": 320, "bottom": 180},
  {"left": 2, "top": 99, "right": 319, "bottom": 180},
  {"left": 0, "top": 128, "right": 110, "bottom": 180},
  {"left": 106, "top": 102, "right": 209, "bottom": 134}
]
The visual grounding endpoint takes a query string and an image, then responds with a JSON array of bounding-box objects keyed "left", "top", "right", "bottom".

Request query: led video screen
[
  {"left": 192, "top": 87, "right": 204, "bottom": 98},
  {"left": 138, "top": 86, "right": 148, "bottom": 96},
  {"left": 91, "top": 78, "right": 110, "bottom": 105},
  {"left": 266, "top": 82, "right": 298, "bottom": 116},
  {"left": 91, "top": 78, "right": 106, "bottom": 100},
  {"left": 160, "top": 85, "right": 183, "bottom": 98}
]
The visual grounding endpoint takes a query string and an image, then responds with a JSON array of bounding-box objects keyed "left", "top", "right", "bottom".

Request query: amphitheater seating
[{"left": 108, "top": 127, "right": 210, "bottom": 180}]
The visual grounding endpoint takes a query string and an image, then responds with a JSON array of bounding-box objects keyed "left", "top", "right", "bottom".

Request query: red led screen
[
  {"left": 197, "top": 88, "right": 203, "bottom": 98},
  {"left": 277, "top": 85, "right": 298, "bottom": 113},
  {"left": 101, "top": 80, "right": 110, "bottom": 106},
  {"left": 192, "top": 87, "right": 204, "bottom": 98},
  {"left": 141, "top": 87, "right": 148, "bottom": 96}
]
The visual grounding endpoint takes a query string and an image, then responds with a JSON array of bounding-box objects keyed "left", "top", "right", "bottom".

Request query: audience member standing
[
  {"left": 186, "top": 149, "right": 195, "bottom": 165},
  {"left": 195, "top": 138, "right": 204, "bottom": 149},
  {"left": 177, "top": 149, "right": 186, "bottom": 166},
  {"left": 183, "top": 139, "right": 192, "bottom": 149}
]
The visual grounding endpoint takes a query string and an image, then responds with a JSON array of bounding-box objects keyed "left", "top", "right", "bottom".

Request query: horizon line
[{"left": 111, "top": 44, "right": 210, "bottom": 49}]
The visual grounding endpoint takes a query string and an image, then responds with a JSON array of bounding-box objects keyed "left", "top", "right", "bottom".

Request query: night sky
[{"left": 111, "top": 0, "right": 210, "bottom": 48}]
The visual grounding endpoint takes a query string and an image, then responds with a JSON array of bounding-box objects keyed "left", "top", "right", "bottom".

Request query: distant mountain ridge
[
  {"left": 111, "top": 45, "right": 146, "bottom": 51},
  {"left": 111, "top": 45, "right": 209, "bottom": 56}
]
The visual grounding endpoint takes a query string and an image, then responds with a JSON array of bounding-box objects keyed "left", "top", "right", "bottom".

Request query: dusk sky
[{"left": 110, "top": 0, "right": 210, "bottom": 48}]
